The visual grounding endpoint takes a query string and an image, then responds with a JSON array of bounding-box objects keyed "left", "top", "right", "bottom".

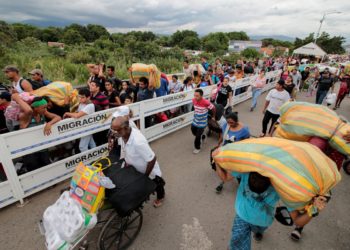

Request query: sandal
[
  {"left": 259, "top": 133, "right": 265, "bottom": 137},
  {"left": 291, "top": 227, "right": 303, "bottom": 241},
  {"left": 153, "top": 199, "right": 164, "bottom": 208}
]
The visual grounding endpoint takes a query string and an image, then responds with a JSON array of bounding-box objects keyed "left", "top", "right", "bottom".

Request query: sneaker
[
  {"left": 290, "top": 227, "right": 303, "bottom": 241},
  {"left": 215, "top": 183, "right": 224, "bottom": 194},
  {"left": 153, "top": 199, "right": 164, "bottom": 208},
  {"left": 250, "top": 107, "right": 254, "bottom": 112},
  {"left": 253, "top": 232, "right": 263, "bottom": 242},
  {"left": 193, "top": 149, "right": 200, "bottom": 154}
]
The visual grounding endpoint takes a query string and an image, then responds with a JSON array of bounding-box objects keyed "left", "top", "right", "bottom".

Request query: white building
[{"left": 228, "top": 40, "right": 262, "bottom": 53}]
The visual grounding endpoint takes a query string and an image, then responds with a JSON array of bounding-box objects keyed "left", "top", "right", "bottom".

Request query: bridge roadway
[{"left": 0, "top": 91, "right": 349, "bottom": 250}]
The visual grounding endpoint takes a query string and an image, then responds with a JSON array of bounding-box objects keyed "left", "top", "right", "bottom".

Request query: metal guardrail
[{"left": 0, "top": 70, "right": 281, "bottom": 208}]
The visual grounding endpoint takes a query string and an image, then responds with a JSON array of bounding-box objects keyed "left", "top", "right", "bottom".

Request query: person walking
[
  {"left": 191, "top": 89, "right": 215, "bottom": 154},
  {"left": 315, "top": 70, "right": 334, "bottom": 105},
  {"left": 250, "top": 69, "right": 266, "bottom": 112},
  {"left": 260, "top": 79, "right": 290, "bottom": 137}
]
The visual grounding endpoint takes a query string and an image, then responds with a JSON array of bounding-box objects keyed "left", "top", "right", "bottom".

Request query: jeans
[
  {"left": 251, "top": 88, "right": 262, "bottom": 109},
  {"left": 191, "top": 125, "right": 205, "bottom": 150},
  {"left": 230, "top": 215, "right": 267, "bottom": 250},
  {"left": 79, "top": 135, "right": 96, "bottom": 152},
  {"left": 316, "top": 90, "right": 328, "bottom": 105},
  {"left": 262, "top": 110, "right": 279, "bottom": 134}
]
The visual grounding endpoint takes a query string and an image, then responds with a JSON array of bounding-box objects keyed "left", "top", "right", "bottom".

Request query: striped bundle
[
  {"left": 274, "top": 102, "right": 350, "bottom": 156},
  {"left": 130, "top": 63, "right": 161, "bottom": 89},
  {"left": 34, "top": 81, "right": 79, "bottom": 111},
  {"left": 213, "top": 137, "right": 341, "bottom": 213}
]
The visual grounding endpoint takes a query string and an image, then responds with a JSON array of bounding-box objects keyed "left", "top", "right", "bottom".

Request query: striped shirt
[{"left": 192, "top": 98, "right": 214, "bottom": 128}]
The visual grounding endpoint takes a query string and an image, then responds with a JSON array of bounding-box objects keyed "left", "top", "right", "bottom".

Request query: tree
[
  {"left": 262, "top": 38, "right": 293, "bottom": 48},
  {"left": 64, "top": 23, "right": 88, "bottom": 41},
  {"left": 0, "top": 21, "right": 17, "bottom": 46},
  {"left": 201, "top": 32, "right": 229, "bottom": 52},
  {"left": 241, "top": 48, "right": 261, "bottom": 59},
  {"left": 227, "top": 31, "right": 250, "bottom": 41},
  {"left": 170, "top": 30, "right": 200, "bottom": 49},
  {"left": 85, "top": 24, "right": 110, "bottom": 42},
  {"left": 182, "top": 36, "right": 201, "bottom": 50},
  {"left": 62, "top": 29, "right": 85, "bottom": 44},
  {"left": 11, "top": 23, "right": 40, "bottom": 40},
  {"left": 39, "top": 27, "right": 63, "bottom": 42}
]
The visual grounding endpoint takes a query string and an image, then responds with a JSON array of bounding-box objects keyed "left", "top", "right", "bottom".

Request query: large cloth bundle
[
  {"left": 33, "top": 81, "right": 79, "bottom": 112},
  {"left": 213, "top": 137, "right": 341, "bottom": 214},
  {"left": 130, "top": 63, "right": 161, "bottom": 89},
  {"left": 274, "top": 101, "right": 350, "bottom": 155}
]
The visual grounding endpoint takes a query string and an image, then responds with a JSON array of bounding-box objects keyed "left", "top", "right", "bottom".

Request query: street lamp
[{"left": 314, "top": 11, "right": 341, "bottom": 44}]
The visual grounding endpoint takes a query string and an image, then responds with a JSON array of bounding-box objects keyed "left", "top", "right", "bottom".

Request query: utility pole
[{"left": 314, "top": 11, "right": 341, "bottom": 44}]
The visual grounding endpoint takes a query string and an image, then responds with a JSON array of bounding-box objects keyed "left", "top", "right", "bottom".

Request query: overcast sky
[{"left": 1, "top": 0, "right": 349, "bottom": 41}]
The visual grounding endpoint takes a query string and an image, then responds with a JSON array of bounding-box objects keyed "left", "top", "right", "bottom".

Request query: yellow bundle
[
  {"left": 33, "top": 81, "right": 79, "bottom": 112},
  {"left": 274, "top": 101, "right": 350, "bottom": 155},
  {"left": 130, "top": 63, "right": 161, "bottom": 89},
  {"left": 213, "top": 137, "right": 341, "bottom": 214}
]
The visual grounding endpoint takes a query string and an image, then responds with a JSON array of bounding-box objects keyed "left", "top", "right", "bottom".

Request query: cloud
[{"left": 0, "top": 0, "right": 349, "bottom": 41}]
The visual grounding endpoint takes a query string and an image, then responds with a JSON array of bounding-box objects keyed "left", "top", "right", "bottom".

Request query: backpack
[{"left": 20, "top": 78, "right": 43, "bottom": 90}]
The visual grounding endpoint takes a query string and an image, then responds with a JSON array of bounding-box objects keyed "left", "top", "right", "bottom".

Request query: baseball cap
[
  {"left": 29, "top": 69, "right": 43, "bottom": 76},
  {"left": 0, "top": 92, "right": 11, "bottom": 102},
  {"left": 112, "top": 106, "right": 130, "bottom": 118},
  {"left": 3, "top": 65, "right": 19, "bottom": 73}
]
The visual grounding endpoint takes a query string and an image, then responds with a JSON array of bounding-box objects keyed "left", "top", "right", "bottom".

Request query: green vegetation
[{"left": 0, "top": 20, "right": 346, "bottom": 85}]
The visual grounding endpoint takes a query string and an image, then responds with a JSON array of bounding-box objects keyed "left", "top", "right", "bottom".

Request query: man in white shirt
[
  {"left": 260, "top": 79, "right": 290, "bottom": 136},
  {"left": 110, "top": 116, "right": 165, "bottom": 207}
]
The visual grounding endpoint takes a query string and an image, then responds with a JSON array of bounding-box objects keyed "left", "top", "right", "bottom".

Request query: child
[
  {"left": 216, "top": 168, "right": 279, "bottom": 250},
  {"left": 63, "top": 88, "right": 96, "bottom": 152},
  {"left": 305, "top": 73, "right": 317, "bottom": 97},
  {"left": 124, "top": 95, "right": 133, "bottom": 105}
]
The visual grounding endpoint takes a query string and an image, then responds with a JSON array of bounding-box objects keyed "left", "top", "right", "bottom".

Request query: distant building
[
  {"left": 184, "top": 50, "right": 203, "bottom": 57},
  {"left": 47, "top": 42, "right": 65, "bottom": 49},
  {"left": 228, "top": 40, "right": 262, "bottom": 53},
  {"left": 260, "top": 46, "right": 289, "bottom": 57}
]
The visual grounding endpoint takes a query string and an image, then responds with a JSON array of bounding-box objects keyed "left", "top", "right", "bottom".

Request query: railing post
[
  {"left": 0, "top": 135, "right": 25, "bottom": 204},
  {"left": 139, "top": 103, "right": 146, "bottom": 135}
]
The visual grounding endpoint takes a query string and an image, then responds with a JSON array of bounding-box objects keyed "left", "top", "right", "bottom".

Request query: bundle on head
[{"left": 213, "top": 137, "right": 341, "bottom": 215}]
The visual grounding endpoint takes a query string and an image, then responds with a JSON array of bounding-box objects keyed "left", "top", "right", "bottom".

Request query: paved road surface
[{"left": 0, "top": 90, "right": 349, "bottom": 250}]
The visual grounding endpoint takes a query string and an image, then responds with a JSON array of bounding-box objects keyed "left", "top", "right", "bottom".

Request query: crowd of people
[{"left": 0, "top": 55, "right": 350, "bottom": 248}]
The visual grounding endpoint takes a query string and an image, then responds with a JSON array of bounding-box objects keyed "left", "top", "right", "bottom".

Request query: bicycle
[{"left": 40, "top": 158, "right": 155, "bottom": 250}]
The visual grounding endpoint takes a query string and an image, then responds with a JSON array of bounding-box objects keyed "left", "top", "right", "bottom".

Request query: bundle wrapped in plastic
[
  {"left": 130, "top": 63, "right": 161, "bottom": 89},
  {"left": 43, "top": 191, "right": 97, "bottom": 250},
  {"left": 274, "top": 101, "right": 350, "bottom": 155},
  {"left": 33, "top": 81, "right": 79, "bottom": 112},
  {"left": 213, "top": 137, "right": 341, "bottom": 214}
]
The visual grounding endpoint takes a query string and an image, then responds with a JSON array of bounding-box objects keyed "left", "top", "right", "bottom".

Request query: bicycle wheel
[{"left": 98, "top": 208, "right": 143, "bottom": 250}]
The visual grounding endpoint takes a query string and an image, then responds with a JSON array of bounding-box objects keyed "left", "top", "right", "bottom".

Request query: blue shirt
[
  {"left": 221, "top": 121, "right": 250, "bottom": 145},
  {"left": 137, "top": 88, "right": 154, "bottom": 101},
  {"left": 155, "top": 78, "right": 169, "bottom": 97},
  {"left": 211, "top": 75, "right": 220, "bottom": 85},
  {"left": 202, "top": 62, "right": 209, "bottom": 71},
  {"left": 232, "top": 173, "right": 280, "bottom": 227}
]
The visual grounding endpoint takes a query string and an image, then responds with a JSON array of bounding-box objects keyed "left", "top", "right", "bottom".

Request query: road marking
[{"left": 180, "top": 217, "right": 213, "bottom": 250}]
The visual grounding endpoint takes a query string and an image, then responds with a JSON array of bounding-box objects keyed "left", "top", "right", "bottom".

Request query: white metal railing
[{"left": 0, "top": 70, "right": 281, "bottom": 208}]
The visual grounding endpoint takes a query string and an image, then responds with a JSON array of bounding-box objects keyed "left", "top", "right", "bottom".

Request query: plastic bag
[{"left": 325, "top": 93, "right": 336, "bottom": 105}]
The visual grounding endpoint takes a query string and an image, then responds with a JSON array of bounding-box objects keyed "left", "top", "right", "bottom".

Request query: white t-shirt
[
  {"left": 183, "top": 67, "right": 192, "bottom": 78},
  {"left": 78, "top": 103, "right": 95, "bottom": 115},
  {"left": 227, "top": 75, "right": 236, "bottom": 88},
  {"left": 121, "top": 128, "right": 161, "bottom": 179},
  {"left": 266, "top": 89, "right": 290, "bottom": 115}
]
